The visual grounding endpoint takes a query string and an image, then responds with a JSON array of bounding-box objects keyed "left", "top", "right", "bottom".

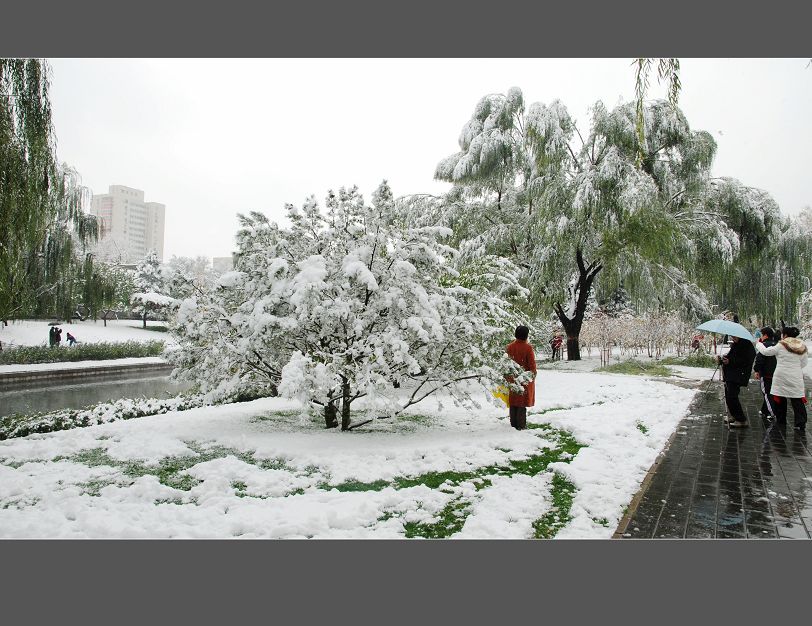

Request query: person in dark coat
[
  {"left": 66, "top": 332, "right": 78, "bottom": 346},
  {"left": 48, "top": 326, "right": 55, "bottom": 347},
  {"left": 506, "top": 325, "right": 537, "bottom": 431},
  {"left": 719, "top": 335, "right": 757, "bottom": 427},
  {"left": 54, "top": 327, "right": 62, "bottom": 346},
  {"left": 753, "top": 326, "right": 778, "bottom": 419}
]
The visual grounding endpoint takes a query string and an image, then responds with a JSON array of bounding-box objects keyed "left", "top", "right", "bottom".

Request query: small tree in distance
[{"left": 132, "top": 251, "right": 174, "bottom": 328}]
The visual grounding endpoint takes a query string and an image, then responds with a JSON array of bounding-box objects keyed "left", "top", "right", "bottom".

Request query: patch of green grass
[
  {"left": 661, "top": 354, "right": 717, "bottom": 368},
  {"left": 78, "top": 478, "right": 118, "bottom": 497},
  {"left": 65, "top": 443, "right": 289, "bottom": 493},
  {"left": 0, "top": 340, "right": 165, "bottom": 365},
  {"left": 327, "top": 479, "right": 391, "bottom": 492},
  {"left": 592, "top": 516, "right": 610, "bottom": 527},
  {"left": 42, "top": 422, "right": 586, "bottom": 539},
  {"left": 398, "top": 414, "right": 434, "bottom": 425},
  {"left": 404, "top": 498, "right": 470, "bottom": 538},
  {"left": 251, "top": 410, "right": 303, "bottom": 422},
  {"left": 324, "top": 424, "right": 585, "bottom": 539},
  {"left": 636, "top": 422, "right": 649, "bottom": 435},
  {"left": 598, "top": 360, "right": 672, "bottom": 377},
  {"left": 2, "top": 496, "right": 40, "bottom": 510},
  {"left": 532, "top": 473, "right": 578, "bottom": 538}
]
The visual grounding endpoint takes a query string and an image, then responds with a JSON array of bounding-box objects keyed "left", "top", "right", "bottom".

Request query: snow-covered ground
[
  {"left": 0, "top": 371, "right": 696, "bottom": 539},
  {"left": 0, "top": 319, "right": 175, "bottom": 350},
  {"left": 0, "top": 357, "right": 167, "bottom": 375}
]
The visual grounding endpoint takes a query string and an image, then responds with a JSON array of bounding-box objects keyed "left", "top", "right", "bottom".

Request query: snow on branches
[
  {"left": 131, "top": 252, "right": 177, "bottom": 328},
  {"left": 170, "top": 182, "right": 523, "bottom": 430}
]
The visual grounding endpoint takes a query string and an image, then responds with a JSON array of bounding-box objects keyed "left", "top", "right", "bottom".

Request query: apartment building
[{"left": 90, "top": 185, "right": 166, "bottom": 263}]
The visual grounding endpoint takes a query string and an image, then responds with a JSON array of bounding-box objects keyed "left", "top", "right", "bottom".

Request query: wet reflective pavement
[{"left": 617, "top": 379, "right": 812, "bottom": 539}]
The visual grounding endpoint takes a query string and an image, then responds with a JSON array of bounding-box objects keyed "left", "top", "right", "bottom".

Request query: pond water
[{"left": 0, "top": 373, "right": 193, "bottom": 417}]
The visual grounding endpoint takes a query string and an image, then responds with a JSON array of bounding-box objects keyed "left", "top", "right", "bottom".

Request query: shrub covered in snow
[
  {"left": 170, "top": 182, "right": 525, "bottom": 430},
  {"left": 0, "top": 395, "right": 204, "bottom": 440}
]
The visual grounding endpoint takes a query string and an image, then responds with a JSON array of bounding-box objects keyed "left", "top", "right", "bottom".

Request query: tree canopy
[{"left": 0, "top": 59, "right": 99, "bottom": 322}]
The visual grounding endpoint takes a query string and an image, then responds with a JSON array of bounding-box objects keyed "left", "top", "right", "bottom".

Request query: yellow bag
[{"left": 492, "top": 385, "right": 510, "bottom": 406}]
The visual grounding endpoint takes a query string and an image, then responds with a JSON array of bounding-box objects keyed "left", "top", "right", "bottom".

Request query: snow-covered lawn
[
  {"left": 0, "top": 371, "right": 696, "bottom": 538},
  {"left": 0, "top": 319, "right": 175, "bottom": 350}
]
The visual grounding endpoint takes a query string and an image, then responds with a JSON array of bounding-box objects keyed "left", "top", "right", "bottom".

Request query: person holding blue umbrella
[{"left": 696, "top": 318, "right": 757, "bottom": 427}]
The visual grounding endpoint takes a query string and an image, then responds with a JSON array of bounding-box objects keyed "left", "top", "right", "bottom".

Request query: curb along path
[{"left": 0, "top": 360, "right": 171, "bottom": 389}]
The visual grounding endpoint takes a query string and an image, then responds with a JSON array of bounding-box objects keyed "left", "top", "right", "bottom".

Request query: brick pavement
[{"left": 616, "top": 375, "right": 812, "bottom": 539}]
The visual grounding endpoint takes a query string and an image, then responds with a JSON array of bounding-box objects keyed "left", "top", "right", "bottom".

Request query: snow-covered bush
[
  {"left": 0, "top": 395, "right": 205, "bottom": 440},
  {"left": 170, "top": 182, "right": 525, "bottom": 430}
]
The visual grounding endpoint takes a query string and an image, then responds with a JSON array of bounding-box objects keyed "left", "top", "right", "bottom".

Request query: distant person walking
[
  {"left": 506, "top": 325, "right": 537, "bottom": 431},
  {"left": 755, "top": 326, "right": 808, "bottom": 431},
  {"left": 718, "top": 335, "right": 756, "bottom": 427},
  {"left": 66, "top": 332, "right": 78, "bottom": 346},
  {"left": 551, "top": 334, "right": 563, "bottom": 361},
  {"left": 753, "top": 327, "right": 778, "bottom": 419}
]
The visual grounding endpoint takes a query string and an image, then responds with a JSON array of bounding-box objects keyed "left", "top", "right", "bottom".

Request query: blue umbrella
[{"left": 695, "top": 319, "right": 754, "bottom": 341}]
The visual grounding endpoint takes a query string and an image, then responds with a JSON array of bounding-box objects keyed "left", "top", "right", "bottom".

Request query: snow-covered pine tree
[
  {"left": 131, "top": 251, "right": 175, "bottom": 328},
  {"left": 171, "top": 182, "right": 524, "bottom": 430}
]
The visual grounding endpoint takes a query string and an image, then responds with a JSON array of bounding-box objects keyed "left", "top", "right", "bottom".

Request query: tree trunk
[
  {"left": 102, "top": 311, "right": 108, "bottom": 327},
  {"left": 340, "top": 379, "right": 352, "bottom": 431},
  {"left": 553, "top": 248, "right": 603, "bottom": 362},
  {"left": 564, "top": 330, "right": 580, "bottom": 361},
  {"left": 324, "top": 401, "right": 338, "bottom": 429},
  {"left": 143, "top": 309, "right": 148, "bottom": 329}
]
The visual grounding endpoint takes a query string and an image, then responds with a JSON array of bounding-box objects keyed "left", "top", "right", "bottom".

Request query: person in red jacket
[{"left": 506, "top": 325, "right": 537, "bottom": 430}]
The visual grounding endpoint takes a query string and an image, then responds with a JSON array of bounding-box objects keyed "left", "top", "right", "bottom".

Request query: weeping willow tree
[
  {"left": 80, "top": 260, "right": 135, "bottom": 325},
  {"left": 0, "top": 58, "right": 98, "bottom": 323},
  {"left": 424, "top": 89, "right": 729, "bottom": 359},
  {"left": 634, "top": 58, "right": 681, "bottom": 164}
]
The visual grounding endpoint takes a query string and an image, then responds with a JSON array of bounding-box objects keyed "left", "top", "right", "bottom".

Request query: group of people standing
[
  {"left": 48, "top": 326, "right": 78, "bottom": 347},
  {"left": 48, "top": 326, "right": 63, "bottom": 347},
  {"left": 503, "top": 322, "right": 808, "bottom": 433},
  {"left": 719, "top": 325, "right": 808, "bottom": 430}
]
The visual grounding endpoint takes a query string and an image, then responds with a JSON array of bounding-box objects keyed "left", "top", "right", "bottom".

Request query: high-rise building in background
[{"left": 90, "top": 185, "right": 166, "bottom": 263}]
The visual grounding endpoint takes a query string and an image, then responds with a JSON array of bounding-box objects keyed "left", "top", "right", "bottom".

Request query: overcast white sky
[{"left": 48, "top": 58, "right": 811, "bottom": 260}]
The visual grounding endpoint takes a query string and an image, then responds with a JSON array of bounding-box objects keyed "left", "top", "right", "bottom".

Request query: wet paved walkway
[{"left": 616, "top": 377, "right": 812, "bottom": 539}]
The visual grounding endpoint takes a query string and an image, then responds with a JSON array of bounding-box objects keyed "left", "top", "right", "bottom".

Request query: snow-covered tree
[
  {"left": 170, "top": 183, "right": 524, "bottom": 430},
  {"left": 131, "top": 251, "right": 174, "bottom": 328},
  {"left": 602, "top": 282, "right": 635, "bottom": 318},
  {"left": 796, "top": 206, "right": 812, "bottom": 235},
  {"left": 164, "top": 255, "right": 217, "bottom": 300},
  {"left": 80, "top": 261, "right": 135, "bottom": 326},
  {"left": 428, "top": 90, "right": 730, "bottom": 359}
]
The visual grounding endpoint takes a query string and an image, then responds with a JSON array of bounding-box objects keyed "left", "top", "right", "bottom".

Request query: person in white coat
[{"left": 754, "top": 326, "right": 808, "bottom": 430}]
